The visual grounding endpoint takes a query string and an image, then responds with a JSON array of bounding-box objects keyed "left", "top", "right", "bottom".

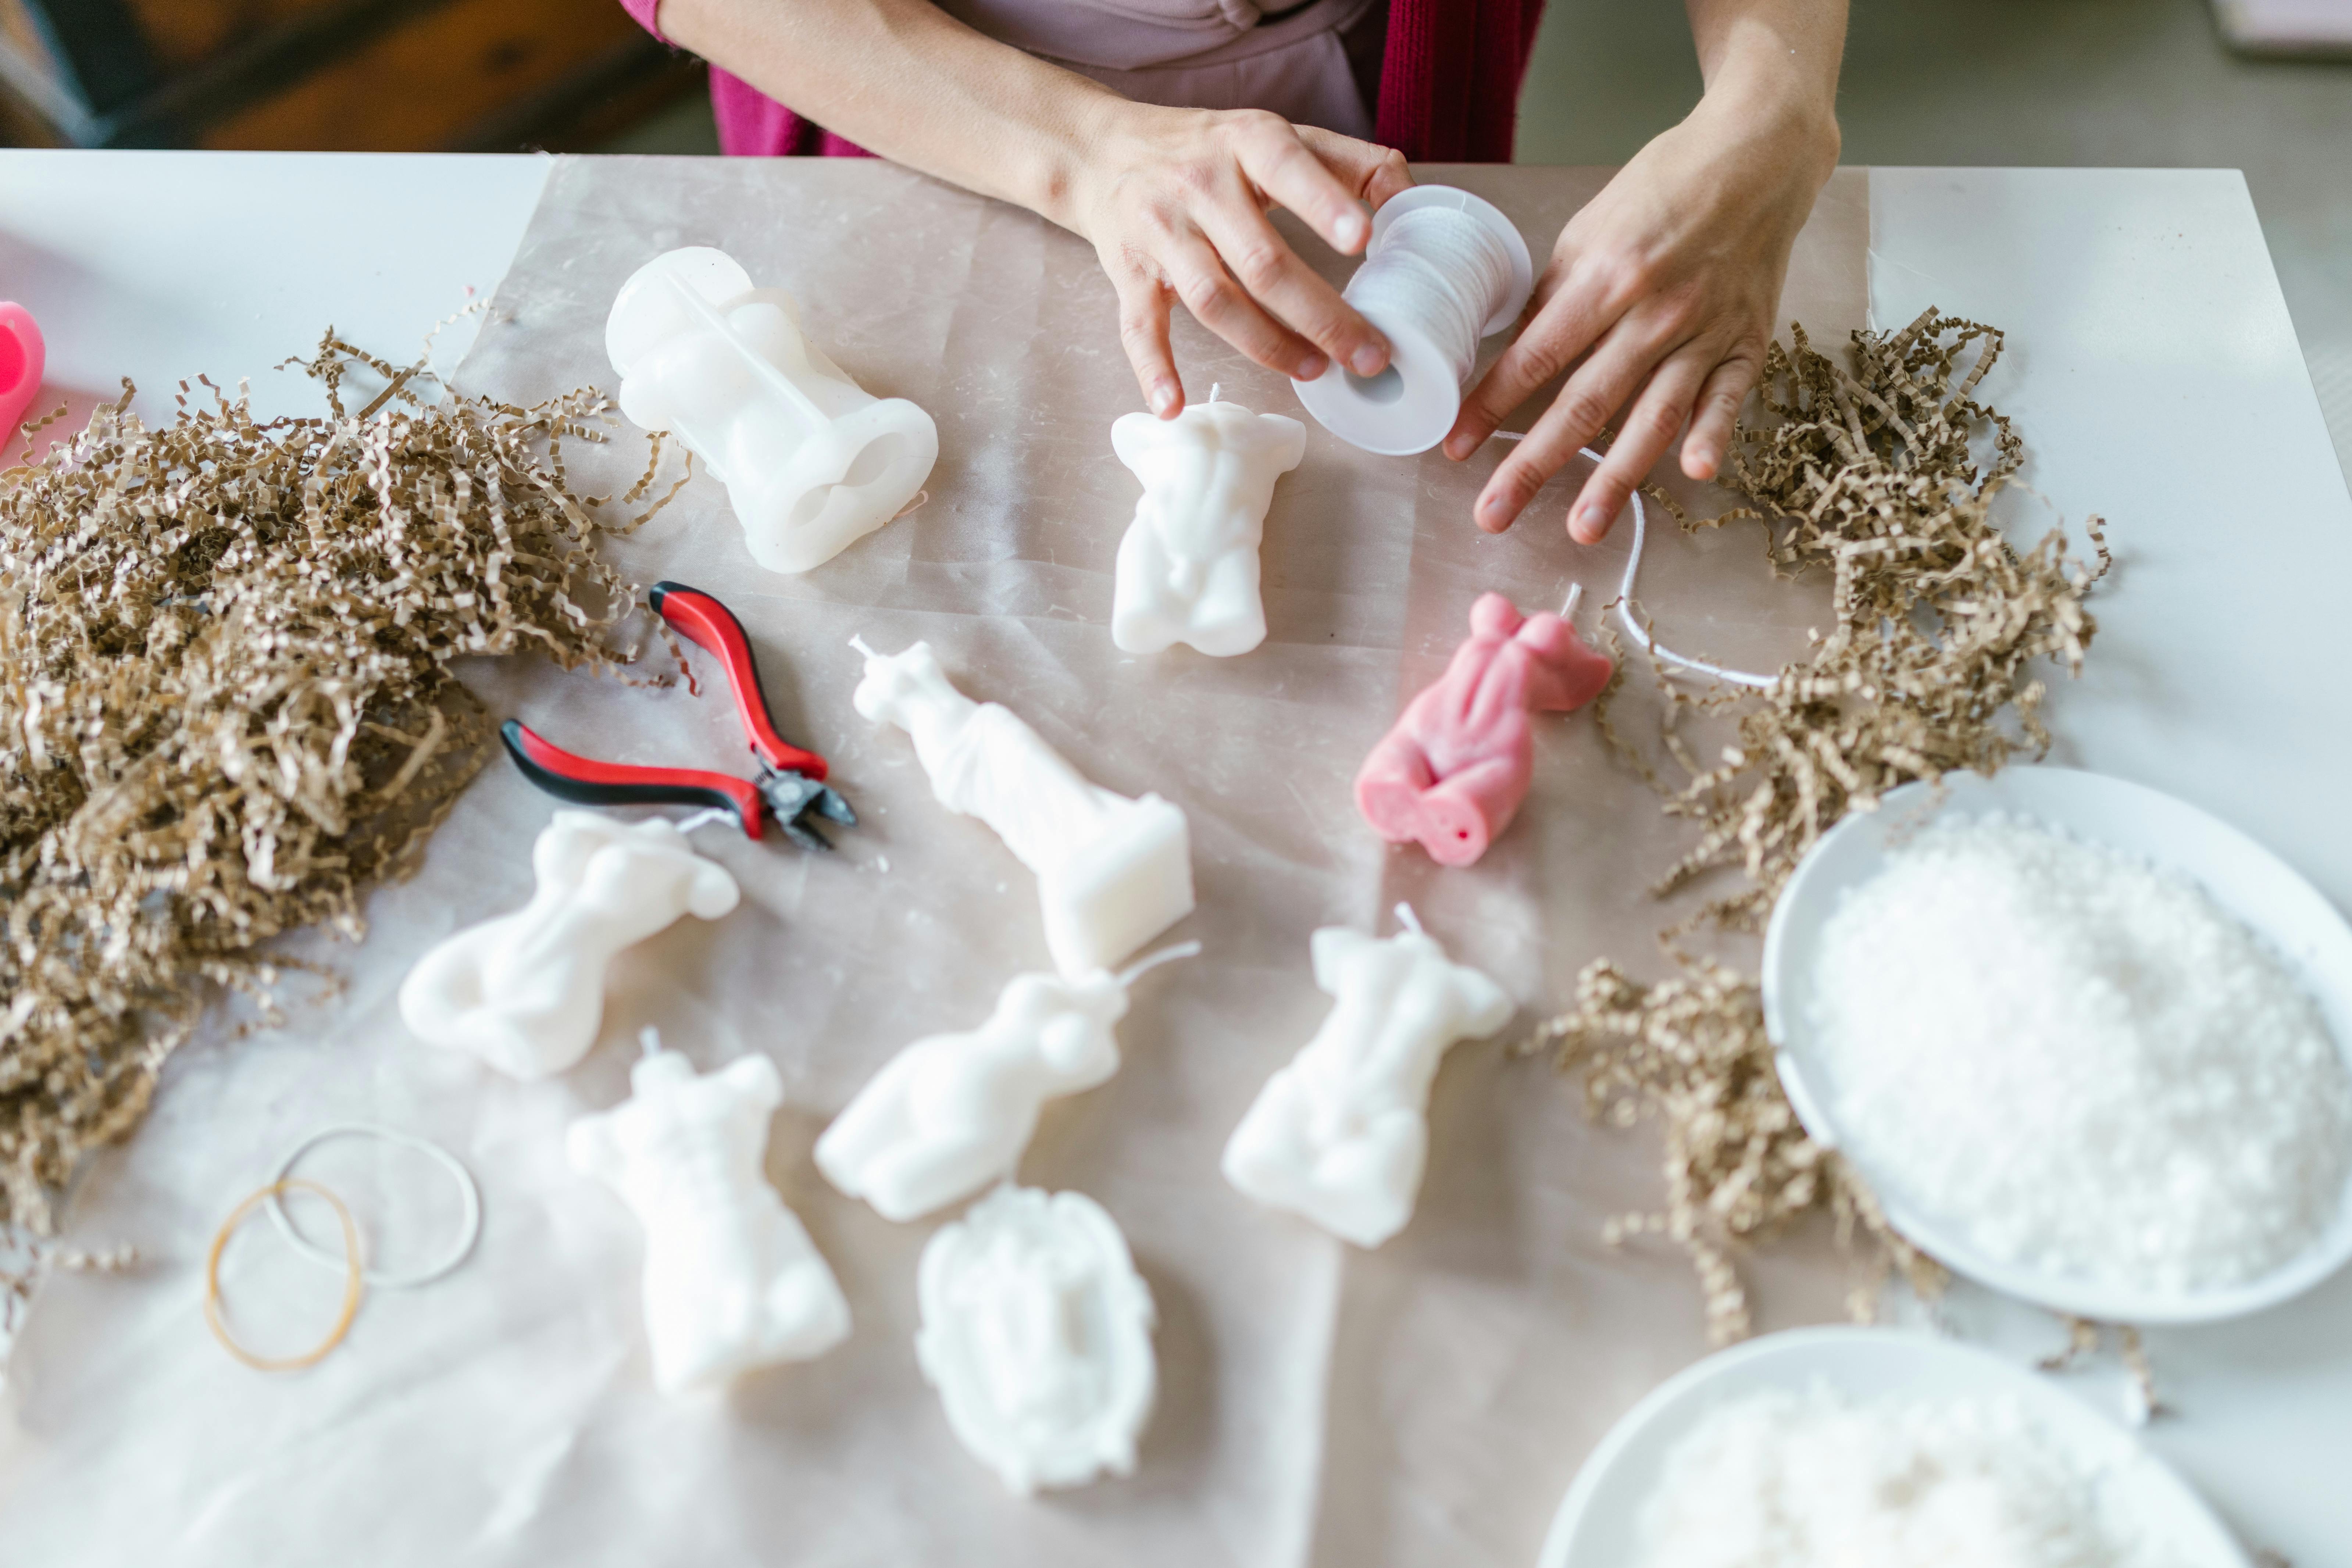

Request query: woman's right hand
[{"left": 1057, "top": 104, "right": 1415, "bottom": 418}]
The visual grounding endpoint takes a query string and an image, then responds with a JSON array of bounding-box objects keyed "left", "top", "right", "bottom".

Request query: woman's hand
[
  {"left": 1443, "top": 6, "right": 1844, "bottom": 542},
  {"left": 1058, "top": 104, "right": 1415, "bottom": 417}
]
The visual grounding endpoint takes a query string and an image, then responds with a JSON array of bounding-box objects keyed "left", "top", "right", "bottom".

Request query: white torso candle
[
  {"left": 606, "top": 246, "right": 938, "bottom": 575},
  {"left": 852, "top": 640, "right": 1194, "bottom": 975},
  {"left": 816, "top": 970, "right": 1131, "bottom": 1222},
  {"left": 916, "top": 1185, "right": 1157, "bottom": 1494},
  {"left": 568, "top": 1040, "right": 852, "bottom": 1394},
  {"left": 1110, "top": 394, "right": 1306, "bottom": 657},
  {"left": 397, "top": 811, "right": 740, "bottom": 1079},
  {"left": 1222, "top": 911, "right": 1512, "bottom": 1247}
]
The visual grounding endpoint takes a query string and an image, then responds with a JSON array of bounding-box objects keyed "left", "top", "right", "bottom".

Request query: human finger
[
  {"left": 1293, "top": 126, "right": 1416, "bottom": 214},
  {"left": 1232, "top": 112, "right": 1378, "bottom": 254},
  {"left": 1680, "top": 347, "right": 1760, "bottom": 480},
  {"left": 1112, "top": 266, "right": 1184, "bottom": 418},
  {"left": 1443, "top": 269, "right": 1623, "bottom": 460},
  {"left": 1571, "top": 346, "right": 1712, "bottom": 543},
  {"left": 1471, "top": 325, "right": 1664, "bottom": 534},
  {"left": 1194, "top": 199, "right": 1388, "bottom": 378},
  {"left": 1161, "top": 226, "right": 1328, "bottom": 381}
]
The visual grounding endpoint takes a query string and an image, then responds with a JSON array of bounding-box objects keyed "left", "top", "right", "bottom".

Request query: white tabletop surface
[{"left": 2, "top": 150, "right": 2348, "bottom": 1563}]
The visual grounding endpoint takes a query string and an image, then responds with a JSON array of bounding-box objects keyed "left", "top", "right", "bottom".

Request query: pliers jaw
[{"left": 755, "top": 764, "right": 858, "bottom": 854}]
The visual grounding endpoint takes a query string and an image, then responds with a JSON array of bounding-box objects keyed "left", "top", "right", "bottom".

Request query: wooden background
[{"left": 0, "top": 0, "right": 704, "bottom": 151}]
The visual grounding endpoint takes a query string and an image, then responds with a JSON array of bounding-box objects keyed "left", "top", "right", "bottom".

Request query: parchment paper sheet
[{"left": 0, "top": 158, "right": 1866, "bottom": 1567}]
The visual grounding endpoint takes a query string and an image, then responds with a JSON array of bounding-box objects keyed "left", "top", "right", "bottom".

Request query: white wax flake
[
  {"left": 1807, "top": 814, "right": 2352, "bottom": 1293},
  {"left": 1634, "top": 1385, "right": 2192, "bottom": 1568}
]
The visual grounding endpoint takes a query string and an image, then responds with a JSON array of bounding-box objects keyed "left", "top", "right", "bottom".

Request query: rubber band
[
  {"left": 267, "top": 1123, "right": 482, "bottom": 1290},
  {"left": 206, "top": 1178, "right": 365, "bottom": 1372},
  {"left": 1490, "top": 433, "right": 1777, "bottom": 689}
]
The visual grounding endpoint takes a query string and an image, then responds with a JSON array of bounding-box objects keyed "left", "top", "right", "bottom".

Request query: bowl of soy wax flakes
[{"left": 1762, "top": 765, "right": 2352, "bottom": 1324}]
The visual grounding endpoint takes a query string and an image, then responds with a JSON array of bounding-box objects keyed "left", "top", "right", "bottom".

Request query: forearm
[
  {"left": 656, "top": 0, "right": 1124, "bottom": 225},
  {"left": 1684, "top": 0, "right": 1846, "bottom": 160}
]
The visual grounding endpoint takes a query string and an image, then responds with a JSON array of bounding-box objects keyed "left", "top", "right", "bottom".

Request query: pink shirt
[
  {"left": 620, "top": 0, "right": 1538, "bottom": 164},
  {"left": 623, "top": 0, "right": 1381, "bottom": 156}
]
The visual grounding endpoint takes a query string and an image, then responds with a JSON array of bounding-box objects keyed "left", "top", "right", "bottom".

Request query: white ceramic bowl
[
  {"left": 1535, "top": 1326, "right": 2249, "bottom": 1568},
  {"left": 1760, "top": 765, "right": 2352, "bottom": 1324}
]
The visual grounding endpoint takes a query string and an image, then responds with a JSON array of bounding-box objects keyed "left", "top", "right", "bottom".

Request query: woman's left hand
[{"left": 1442, "top": 78, "right": 1840, "bottom": 543}]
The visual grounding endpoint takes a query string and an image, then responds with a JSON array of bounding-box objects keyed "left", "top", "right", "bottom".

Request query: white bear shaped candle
[
  {"left": 817, "top": 970, "right": 1131, "bottom": 1221},
  {"left": 568, "top": 1038, "right": 852, "bottom": 1395},
  {"left": 916, "top": 1185, "right": 1157, "bottom": 1494},
  {"left": 1222, "top": 910, "right": 1511, "bottom": 1247},
  {"left": 1110, "top": 393, "right": 1306, "bottom": 657},
  {"left": 606, "top": 246, "right": 938, "bottom": 575},
  {"left": 398, "top": 812, "right": 740, "bottom": 1079},
  {"left": 852, "top": 639, "right": 1193, "bottom": 975}
]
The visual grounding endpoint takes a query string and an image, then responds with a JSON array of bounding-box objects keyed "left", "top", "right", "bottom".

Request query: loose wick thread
[
  {"left": 206, "top": 1177, "right": 365, "bottom": 1373},
  {"left": 1488, "top": 433, "right": 1775, "bottom": 690},
  {"left": 847, "top": 633, "right": 878, "bottom": 658},
  {"left": 1393, "top": 902, "right": 1426, "bottom": 937},
  {"left": 1208, "top": 383, "right": 1222, "bottom": 404},
  {"left": 1114, "top": 939, "right": 1203, "bottom": 989}
]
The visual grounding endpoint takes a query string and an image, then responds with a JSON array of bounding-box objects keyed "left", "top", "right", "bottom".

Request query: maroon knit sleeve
[{"left": 1377, "top": 0, "right": 1545, "bottom": 163}]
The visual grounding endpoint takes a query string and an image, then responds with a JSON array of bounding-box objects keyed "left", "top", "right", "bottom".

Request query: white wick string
[
  {"left": 1489, "top": 433, "right": 1775, "bottom": 690},
  {"left": 1114, "top": 939, "right": 1202, "bottom": 989},
  {"left": 1561, "top": 582, "right": 1584, "bottom": 619},
  {"left": 1348, "top": 205, "right": 1515, "bottom": 389},
  {"left": 671, "top": 806, "right": 736, "bottom": 835},
  {"left": 639, "top": 1026, "right": 664, "bottom": 1058},
  {"left": 847, "top": 633, "right": 878, "bottom": 658},
  {"left": 1392, "top": 902, "right": 1426, "bottom": 937},
  {"left": 1208, "top": 383, "right": 1222, "bottom": 404}
]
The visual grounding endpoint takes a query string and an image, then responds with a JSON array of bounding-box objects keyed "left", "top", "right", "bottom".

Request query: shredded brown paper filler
[
  {"left": 1534, "top": 309, "right": 2110, "bottom": 1343},
  {"left": 0, "top": 333, "right": 672, "bottom": 1233}
]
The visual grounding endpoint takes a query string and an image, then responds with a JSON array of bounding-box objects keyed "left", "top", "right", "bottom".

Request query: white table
[{"left": 2, "top": 151, "right": 2347, "bottom": 1563}]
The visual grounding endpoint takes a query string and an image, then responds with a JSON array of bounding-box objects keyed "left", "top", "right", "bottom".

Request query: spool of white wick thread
[{"left": 1292, "top": 186, "right": 1534, "bottom": 457}]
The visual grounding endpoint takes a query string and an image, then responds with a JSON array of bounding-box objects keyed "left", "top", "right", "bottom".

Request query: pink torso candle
[{"left": 1355, "top": 592, "right": 1613, "bottom": 866}]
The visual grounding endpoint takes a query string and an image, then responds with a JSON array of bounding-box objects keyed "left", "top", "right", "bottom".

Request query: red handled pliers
[{"left": 501, "top": 580, "right": 857, "bottom": 852}]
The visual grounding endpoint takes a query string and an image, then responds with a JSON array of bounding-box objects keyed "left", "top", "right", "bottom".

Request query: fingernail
[
  {"left": 1573, "top": 503, "right": 1604, "bottom": 538},
  {"left": 1350, "top": 342, "right": 1386, "bottom": 377},
  {"left": 1297, "top": 351, "right": 1329, "bottom": 381},
  {"left": 1150, "top": 381, "right": 1179, "bottom": 416},
  {"left": 1337, "top": 211, "right": 1368, "bottom": 249},
  {"left": 1442, "top": 436, "right": 1468, "bottom": 461}
]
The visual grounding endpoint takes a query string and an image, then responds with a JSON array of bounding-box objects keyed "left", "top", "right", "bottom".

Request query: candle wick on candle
[
  {"left": 1562, "top": 582, "right": 1584, "bottom": 619},
  {"left": 639, "top": 1027, "right": 663, "bottom": 1059},
  {"left": 847, "top": 634, "right": 878, "bottom": 659},
  {"left": 1115, "top": 939, "right": 1203, "bottom": 989},
  {"left": 1393, "top": 903, "right": 1425, "bottom": 937},
  {"left": 1209, "top": 383, "right": 1222, "bottom": 405}
]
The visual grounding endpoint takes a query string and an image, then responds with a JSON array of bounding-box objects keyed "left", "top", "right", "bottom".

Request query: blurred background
[{"left": 2, "top": 0, "right": 2344, "bottom": 469}]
